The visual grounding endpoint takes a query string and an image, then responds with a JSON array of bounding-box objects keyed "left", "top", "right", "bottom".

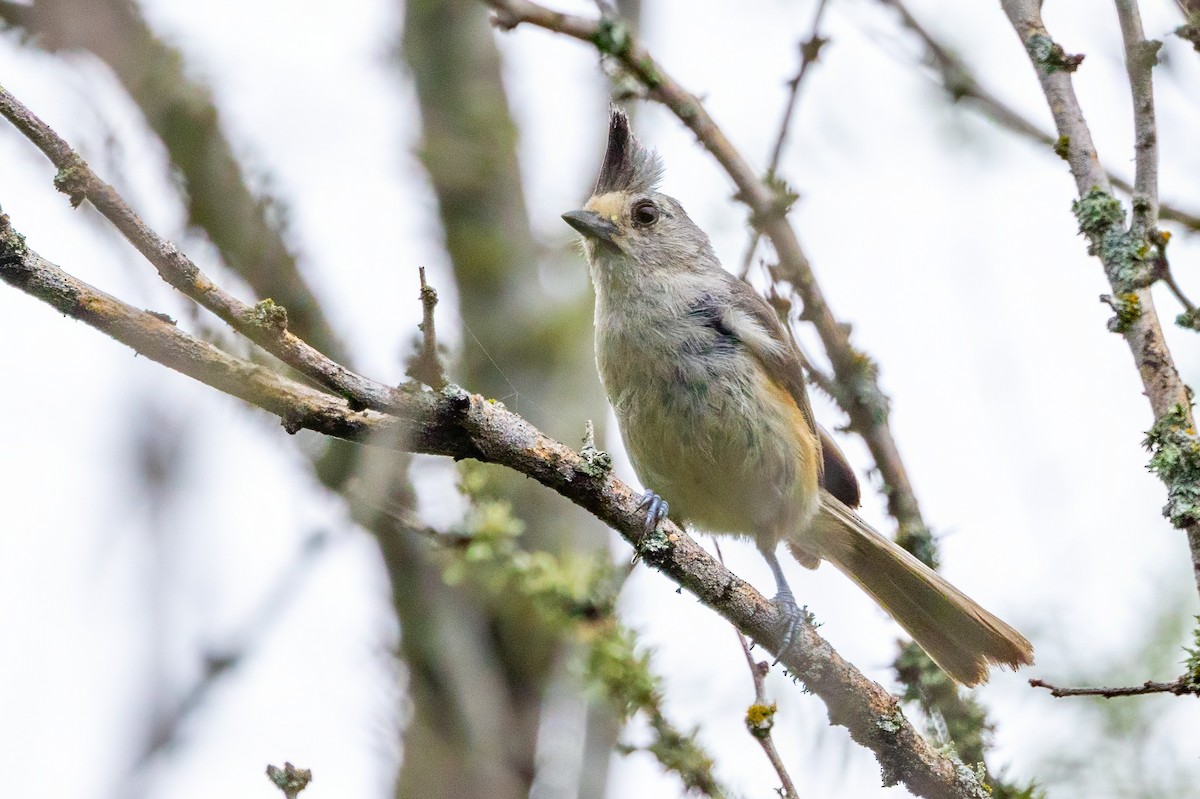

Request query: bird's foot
[
  {"left": 630, "top": 490, "right": 669, "bottom": 565},
  {"left": 636, "top": 489, "right": 669, "bottom": 536},
  {"left": 770, "top": 588, "right": 807, "bottom": 666}
]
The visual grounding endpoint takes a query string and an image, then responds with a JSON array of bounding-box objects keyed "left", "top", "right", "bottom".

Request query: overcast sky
[{"left": 3, "top": 1, "right": 1200, "bottom": 798}]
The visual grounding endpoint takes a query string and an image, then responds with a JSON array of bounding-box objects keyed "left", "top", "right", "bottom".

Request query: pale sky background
[{"left": 2, "top": 1, "right": 1200, "bottom": 798}]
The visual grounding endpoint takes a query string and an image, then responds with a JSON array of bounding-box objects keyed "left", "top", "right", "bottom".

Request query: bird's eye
[{"left": 632, "top": 200, "right": 659, "bottom": 227}]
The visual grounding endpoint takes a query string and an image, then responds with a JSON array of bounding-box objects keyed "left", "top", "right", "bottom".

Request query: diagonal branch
[
  {"left": 998, "top": 0, "right": 1200, "bottom": 602},
  {"left": 0, "top": 216, "right": 990, "bottom": 799},
  {"left": 0, "top": 83, "right": 401, "bottom": 414},
  {"left": 740, "top": 0, "right": 832, "bottom": 278},
  {"left": 0, "top": 0, "right": 350, "bottom": 362}
]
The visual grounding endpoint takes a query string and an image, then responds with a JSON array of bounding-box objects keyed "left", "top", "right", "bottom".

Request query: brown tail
[{"left": 789, "top": 493, "right": 1033, "bottom": 686}]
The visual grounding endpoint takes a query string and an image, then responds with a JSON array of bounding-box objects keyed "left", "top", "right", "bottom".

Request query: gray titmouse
[{"left": 563, "top": 109, "right": 1032, "bottom": 685}]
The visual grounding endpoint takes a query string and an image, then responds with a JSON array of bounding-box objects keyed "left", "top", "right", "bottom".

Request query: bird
[{"left": 561, "top": 108, "right": 1033, "bottom": 685}]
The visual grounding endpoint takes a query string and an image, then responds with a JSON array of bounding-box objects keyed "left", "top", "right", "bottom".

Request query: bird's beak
[{"left": 561, "top": 209, "right": 618, "bottom": 244}]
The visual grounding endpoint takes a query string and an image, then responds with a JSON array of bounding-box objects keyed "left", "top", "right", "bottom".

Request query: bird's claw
[
  {"left": 637, "top": 489, "right": 669, "bottom": 537},
  {"left": 770, "top": 588, "right": 804, "bottom": 666}
]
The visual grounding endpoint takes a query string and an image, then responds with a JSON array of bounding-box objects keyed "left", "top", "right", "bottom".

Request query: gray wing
[{"left": 722, "top": 275, "right": 861, "bottom": 508}]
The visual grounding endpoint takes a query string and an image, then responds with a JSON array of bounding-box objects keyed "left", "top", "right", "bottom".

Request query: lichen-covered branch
[
  {"left": 0, "top": 83, "right": 398, "bottom": 413},
  {"left": 0, "top": 0, "right": 349, "bottom": 361},
  {"left": 0, "top": 216, "right": 988, "bottom": 799},
  {"left": 876, "top": 0, "right": 1200, "bottom": 234},
  {"left": 998, "top": 0, "right": 1200, "bottom": 601}
]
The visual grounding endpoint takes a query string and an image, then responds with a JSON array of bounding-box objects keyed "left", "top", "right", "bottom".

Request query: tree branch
[
  {"left": 0, "top": 215, "right": 989, "bottom": 799},
  {"left": 1029, "top": 676, "right": 1199, "bottom": 698},
  {"left": 998, "top": 0, "right": 1200, "bottom": 602},
  {"left": 0, "top": 0, "right": 350, "bottom": 361},
  {"left": 876, "top": 0, "right": 1200, "bottom": 234},
  {"left": 0, "top": 82, "right": 399, "bottom": 414},
  {"left": 740, "top": 0, "right": 832, "bottom": 278}
]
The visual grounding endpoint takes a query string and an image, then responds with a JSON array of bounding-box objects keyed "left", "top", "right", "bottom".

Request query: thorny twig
[
  {"left": 740, "top": 0, "right": 833, "bottom": 278},
  {"left": 1029, "top": 676, "right": 1200, "bottom": 698}
]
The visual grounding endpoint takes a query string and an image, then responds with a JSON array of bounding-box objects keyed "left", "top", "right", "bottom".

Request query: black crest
[{"left": 593, "top": 108, "right": 664, "bottom": 196}]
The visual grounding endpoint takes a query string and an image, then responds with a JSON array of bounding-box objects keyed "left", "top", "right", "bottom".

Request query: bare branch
[
  {"left": 404, "top": 266, "right": 448, "bottom": 390},
  {"left": 876, "top": 0, "right": 1200, "bottom": 234},
  {"left": 1029, "top": 676, "right": 1199, "bottom": 698},
  {"left": 0, "top": 0, "right": 350, "bottom": 362},
  {"left": 0, "top": 216, "right": 989, "bottom": 799},
  {"left": 740, "top": 0, "right": 832, "bottom": 278},
  {"left": 997, "top": 0, "right": 1200, "bottom": 601},
  {"left": 0, "top": 83, "right": 400, "bottom": 413},
  {"left": 131, "top": 534, "right": 329, "bottom": 772}
]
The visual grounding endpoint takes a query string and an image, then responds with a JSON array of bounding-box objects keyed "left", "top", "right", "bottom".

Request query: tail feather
[{"left": 789, "top": 493, "right": 1033, "bottom": 686}]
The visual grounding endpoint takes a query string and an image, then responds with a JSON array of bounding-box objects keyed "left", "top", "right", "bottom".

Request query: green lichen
[
  {"left": 637, "top": 526, "right": 671, "bottom": 559},
  {"left": 876, "top": 710, "right": 904, "bottom": 734},
  {"left": 744, "top": 702, "right": 776, "bottom": 739},
  {"left": 763, "top": 173, "right": 800, "bottom": 216},
  {"left": 1144, "top": 403, "right": 1200, "bottom": 528},
  {"left": 53, "top": 159, "right": 89, "bottom": 208},
  {"left": 591, "top": 18, "right": 631, "bottom": 57},
  {"left": 1177, "top": 308, "right": 1200, "bottom": 331},
  {"left": 832, "top": 346, "right": 890, "bottom": 427},
  {"left": 1053, "top": 135, "right": 1070, "bottom": 161},
  {"left": 1027, "top": 33, "right": 1084, "bottom": 73},
  {"left": 1131, "top": 39, "right": 1163, "bottom": 71},
  {"left": 251, "top": 298, "right": 289, "bottom": 331},
  {"left": 637, "top": 57, "right": 662, "bottom": 89},
  {"left": 1073, "top": 188, "right": 1125, "bottom": 236},
  {"left": 1104, "top": 292, "right": 1142, "bottom": 334},
  {"left": 0, "top": 213, "right": 29, "bottom": 258},
  {"left": 1071, "top": 188, "right": 1153, "bottom": 293},
  {"left": 439, "top": 472, "right": 724, "bottom": 796},
  {"left": 578, "top": 420, "right": 613, "bottom": 477},
  {"left": 1183, "top": 617, "right": 1200, "bottom": 692},
  {"left": 1178, "top": 17, "right": 1200, "bottom": 52}
]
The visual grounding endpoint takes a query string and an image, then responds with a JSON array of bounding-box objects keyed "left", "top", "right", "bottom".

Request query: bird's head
[{"left": 563, "top": 109, "right": 713, "bottom": 282}]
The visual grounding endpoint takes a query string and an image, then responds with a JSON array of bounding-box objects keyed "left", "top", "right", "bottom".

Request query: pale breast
[{"left": 595, "top": 292, "right": 819, "bottom": 540}]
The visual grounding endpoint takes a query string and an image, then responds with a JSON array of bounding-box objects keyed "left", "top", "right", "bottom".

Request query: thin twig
[
  {"left": 405, "top": 266, "right": 448, "bottom": 390},
  {"left": 740, "top": 0, "right": 833, "bottom": 278},
  {"left": 1115, "top": 0, "right": 1159, "bottom": 234},
  {"left": 714, "top": 542, "right": 800, "bottom": 799},
  {"left": 129, "top": 533, "right": 330, "bottom": 774},
  {"left": 1029, "top": 676, "right": 1199, "bottom": 698}
]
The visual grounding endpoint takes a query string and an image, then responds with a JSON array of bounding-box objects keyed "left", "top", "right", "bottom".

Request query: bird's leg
[
  {"left": 759, "top": 544, "right": 805, "bottom": 665},
  {"left": 637, "top": 489, "right": 669, "bottom": 536}
]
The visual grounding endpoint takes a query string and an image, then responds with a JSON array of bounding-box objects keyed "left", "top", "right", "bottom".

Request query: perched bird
[{"left": 562, "top": 108, "right": 1033, "bottom": 685}]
